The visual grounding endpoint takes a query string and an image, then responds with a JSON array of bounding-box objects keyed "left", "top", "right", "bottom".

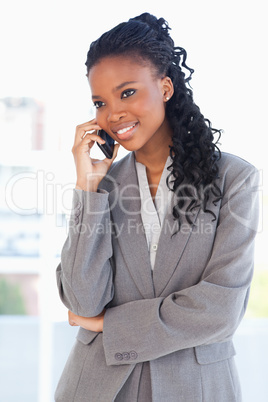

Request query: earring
[{"left": 165, "top": 97, "right": 170, "bottom": 101}]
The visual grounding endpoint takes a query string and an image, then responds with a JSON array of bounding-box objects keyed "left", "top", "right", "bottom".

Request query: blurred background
[{"left": 0, "top": 0, "right": 267, "bottom": 401}]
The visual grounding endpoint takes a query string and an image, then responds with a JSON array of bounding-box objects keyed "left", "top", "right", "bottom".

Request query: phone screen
[{"left": 97, "top": 129, "right": 115, "bottom": 159}]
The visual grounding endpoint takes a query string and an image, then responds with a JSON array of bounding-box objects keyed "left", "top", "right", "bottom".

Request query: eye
[
  {"left": 121, "top": 89, "right": 136, "bottom": 99},
  {"left": 93, "top": 101, "right": 105, "bottom": 109}
]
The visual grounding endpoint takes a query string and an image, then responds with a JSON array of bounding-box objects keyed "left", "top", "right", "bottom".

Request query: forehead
[{"left": 88, "top": 55, "right": 157, "bottom": 92}]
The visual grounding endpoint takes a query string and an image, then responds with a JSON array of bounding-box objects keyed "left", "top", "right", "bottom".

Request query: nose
[{"left": 107, "top": 102, "right": 127, "bottom": 123}]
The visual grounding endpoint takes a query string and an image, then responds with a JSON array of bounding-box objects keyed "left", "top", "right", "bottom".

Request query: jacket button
[
  {"left": 122, "top": 352, "right": 130, "bottom": 360},
  {"left": 129, "top": 351, "right": 138, "bottom": 360},
  {"left": 115, "top": 353, "right": 123, "bottom": 361}
]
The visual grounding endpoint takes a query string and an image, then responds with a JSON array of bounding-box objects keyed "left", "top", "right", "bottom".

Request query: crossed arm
[{"left": 68, "top": 309, "right": 105, "bottom": 332}]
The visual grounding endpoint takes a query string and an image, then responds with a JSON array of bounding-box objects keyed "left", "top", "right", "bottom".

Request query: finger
[
  {"left": 73, "top": 133, "right": 105, "bottom": 155},
  {"left": 69, "top": 320, "right": 78, "bottom": 326},
  {"left": 81, "top": 133, "right": 106, "bottom": 151},
  {"left": 75, "top": 126, "right": 100, "bottom": 146},
  {"left": 78, "top": 118, "right": 97, "bottom": 127},
  {"left": 68, "top": 310, "right": 78, "bottom": 326},
  {"left": 98, "top": 143, "right": 120, "bottom": 167},
  {"left": 74, "top": 122, "right": 101, "bottom": 146},
  {"left": 75, "top": 118, "right": 98, "bottom": 132},
  {"left": 81, "top": 126, "right": 101, "bottom": 140},
  {"left": 81, "top": 133, "right": 106, "bottom": 143},
  {"left": 113, "top": 143, "right": 120, "bottom": 158},
  {"left": 109, "top": 143, "right": 120, "bottom": 162}
]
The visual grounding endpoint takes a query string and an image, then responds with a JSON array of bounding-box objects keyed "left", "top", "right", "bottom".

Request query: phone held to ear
[{"left": 97, "top": 130, "right": 115, "bottom": 159}]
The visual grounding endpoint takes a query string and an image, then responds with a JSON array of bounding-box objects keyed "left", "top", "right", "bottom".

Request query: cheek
[
  {"left": 96, "top": 111, "right": 108, "bottom": 130},
  {"left": 141, "top": 98, "right": 166, "bottom": 125},
  {"left": 137, "top": 91, "right": 165, "bottom": 119}
]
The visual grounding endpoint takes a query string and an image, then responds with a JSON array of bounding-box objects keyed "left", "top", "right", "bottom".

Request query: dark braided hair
[{"left": 85, "top": 13, "right": 222, "bottom": 228}]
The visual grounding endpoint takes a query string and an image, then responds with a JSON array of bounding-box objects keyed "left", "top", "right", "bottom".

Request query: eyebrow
[
  {"left": 114, "top": 81, "right": 138, "bottom": 91},
  {"left": 92, "top": 81, "right": 138, "bottom": 100}
]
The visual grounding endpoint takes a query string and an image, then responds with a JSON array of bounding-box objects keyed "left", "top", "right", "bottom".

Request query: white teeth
[{"left": 117, "top": 124, "right": 135, "bottom": 135}]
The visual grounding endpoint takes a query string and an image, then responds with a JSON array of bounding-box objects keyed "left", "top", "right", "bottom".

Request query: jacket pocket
[
  {"left": 194, "top": 340, "right": 236, "bottom": 365},
  {"left": 76, "top": 327, "right": 100, "bottom": 345}
]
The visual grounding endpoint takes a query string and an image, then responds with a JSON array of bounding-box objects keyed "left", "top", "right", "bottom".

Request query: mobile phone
[{"left": 97, "top": 129, "right": 115, "bottom": 159}]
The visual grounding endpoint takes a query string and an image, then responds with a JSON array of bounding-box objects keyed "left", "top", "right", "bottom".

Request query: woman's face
[{"left": 88, "top": 55, "right": 173, "bottom": 154}]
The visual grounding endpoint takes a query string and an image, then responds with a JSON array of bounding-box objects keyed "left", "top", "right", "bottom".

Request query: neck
[
  {"left": 135, "top": 146, "right": 170, "bottom": 173},
  {"left": 134, "top": 121, "right": 173, "bottom": 173}
]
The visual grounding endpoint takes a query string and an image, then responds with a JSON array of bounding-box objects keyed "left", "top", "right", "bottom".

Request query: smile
[
  {"left": 116, "top": 123, "right": 136, "bottom": 135},
  {"left": 113, "top": 122, "right": 138, "bottom": 140}
]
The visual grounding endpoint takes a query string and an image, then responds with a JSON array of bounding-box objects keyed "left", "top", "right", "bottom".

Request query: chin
[
  {"left": 120, "top": 144, "right": 138, "bottom": 153},
  {"left": 117, "top": 139, "right": 141, "bottom": 153}
]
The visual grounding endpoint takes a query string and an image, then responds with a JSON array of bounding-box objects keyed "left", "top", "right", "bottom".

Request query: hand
[
  {"left": 68, "top": 309, "right": 105, "bottom": 332},
  {"left": 72, "top": 118, "right": 120, "bottom": 192}
]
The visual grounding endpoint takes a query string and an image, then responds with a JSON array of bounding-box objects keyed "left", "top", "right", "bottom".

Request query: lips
[
  {"left": 112, "top": 122, "right": 138, "bottom": 140},
  {"left": 117, "top": 124, "right": 136, "bottom": 135}
]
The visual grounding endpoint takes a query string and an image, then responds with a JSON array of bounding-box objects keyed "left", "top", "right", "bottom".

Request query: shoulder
[
  {"left": 217, "top": 152, "right": 259, "bottom": 193},
  {"left": 218, "top": 152, "right": 256, "bottom": 173},
  {"left": 218, "top": 152, "right": 258, "bottom": 179}
]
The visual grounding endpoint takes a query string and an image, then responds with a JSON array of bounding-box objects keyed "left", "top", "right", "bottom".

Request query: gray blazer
[{"left": 55, "top": 152, "right": 259, "bottom": 401}]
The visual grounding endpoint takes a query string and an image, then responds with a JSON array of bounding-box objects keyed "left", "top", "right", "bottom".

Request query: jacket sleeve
[
  {"left": 102, "top": 165, "right": 260, "bottom": 365},
  {"left": 56, "top": 189, "right": 114, "bottom": 317}
]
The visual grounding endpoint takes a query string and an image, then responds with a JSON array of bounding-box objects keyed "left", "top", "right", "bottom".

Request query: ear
[{"left": 161, "top": 76, "right": 174, "bottom": 102}]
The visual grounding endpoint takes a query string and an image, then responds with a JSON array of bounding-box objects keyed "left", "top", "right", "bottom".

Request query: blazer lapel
[
  {"left": 104, "top": 153, "right": 155, "bottom": 299},
  {"left": 152, "top": 203, "right": 201, "bottom": 297},
  {"left": 102, "top": 152, "right": 201, "bottom": 299}
]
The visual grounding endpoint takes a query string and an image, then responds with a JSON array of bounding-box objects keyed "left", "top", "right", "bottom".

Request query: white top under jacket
[{"left": 135, "top": 156, "right": 174, "bottom": 270}]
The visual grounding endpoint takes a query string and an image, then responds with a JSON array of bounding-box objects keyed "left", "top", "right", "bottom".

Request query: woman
[{"left": 55, "top": 13, "right": 259, "bottom": 401}]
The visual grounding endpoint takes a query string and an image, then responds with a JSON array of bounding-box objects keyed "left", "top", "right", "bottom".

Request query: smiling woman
[
  {"left": 88, "top": 56, "right": 173, "bottom": 152},
  {"left": 55, "top": 12, "right": 259, "bottom": 402}
]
